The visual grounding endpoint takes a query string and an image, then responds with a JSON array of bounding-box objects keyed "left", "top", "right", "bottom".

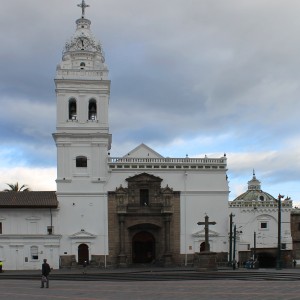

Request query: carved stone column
[
  {"left": 163, "top": 215, "right": 172, "bottom": 265},
  {"left": 118, "top": 215, "right": 127, "bottom": 267}
]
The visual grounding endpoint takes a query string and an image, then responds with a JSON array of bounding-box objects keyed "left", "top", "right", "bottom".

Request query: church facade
[
  {"left": 0, "top": 3, "right": 230, "bottom": 270},
  {"left": 229, "top": 173, "right": 293, "bottom": 268}
]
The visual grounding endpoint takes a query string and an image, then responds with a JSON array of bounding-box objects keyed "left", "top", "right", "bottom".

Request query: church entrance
[
  {"left": 132, "top": 231, "right": 155, "bottom": 263},
  {"left": 257, "top": 252, "right": 276, "bottom": 268},
  {"left": 78, "top": 243, "right": 89, "bottom": 265}
]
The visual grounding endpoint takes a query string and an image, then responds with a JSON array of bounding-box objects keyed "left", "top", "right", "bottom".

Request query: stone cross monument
[{"left": 197, "top": 215, "right": 216, "bottom": 252}]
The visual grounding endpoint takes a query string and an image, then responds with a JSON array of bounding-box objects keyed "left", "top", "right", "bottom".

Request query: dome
[
  {"left": 234, "top": 189, "right": 276, "bottom": 202},
  {"left": 233, "top": 172, "right": 277, "bottom": 203},
  {"left": 63, "top": 18, "right": 105, "bottom": 63}
]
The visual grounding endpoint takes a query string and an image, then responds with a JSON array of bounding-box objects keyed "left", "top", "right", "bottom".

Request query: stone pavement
[
  {"left": 1, "top": 266, "right": 300, "bottom": 280},
  {"left": 0, "top": 277, "right": 300, "bottom": 300}
]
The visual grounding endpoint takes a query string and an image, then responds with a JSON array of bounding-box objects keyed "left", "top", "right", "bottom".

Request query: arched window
[
  {"left": 80, "top": 62, "right": 85, "bottom": 69},
  {"left": 69, "top": 99, "right": 77, "bottom": 120},
  {"left": 76, "top": 156, "right": 87, "bottom": 168},
  {"left": 88, "top": 99, "right": 97, "bottom": 120},
  {"left": 31, "top": 246, "right": 39, "bottom": 260}
]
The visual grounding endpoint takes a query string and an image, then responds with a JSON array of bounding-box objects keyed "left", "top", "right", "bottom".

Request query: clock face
[{"left": 77, "top": 37, "right": 90, "bottom": 50}]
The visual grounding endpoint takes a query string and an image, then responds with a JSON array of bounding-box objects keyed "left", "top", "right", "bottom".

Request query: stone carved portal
[{"left": 107, "top": 172, "right": 181, "bottom": 267}]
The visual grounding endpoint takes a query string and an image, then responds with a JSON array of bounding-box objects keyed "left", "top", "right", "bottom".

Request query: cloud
[
  {"left": 0, "top": 167, "right": 56, "bottom": 191},
  {"left": 1, "top": 0, "right": 300, "bottom": 203}
]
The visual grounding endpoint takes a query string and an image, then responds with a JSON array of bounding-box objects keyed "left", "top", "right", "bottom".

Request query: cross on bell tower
[{"left": 78, "top": 0, "right": 90, "bottom": 18}]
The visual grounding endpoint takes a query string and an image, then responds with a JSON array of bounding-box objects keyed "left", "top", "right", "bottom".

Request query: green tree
[{"left": 4, "top": 183, "right": 30, "bottom": 192}]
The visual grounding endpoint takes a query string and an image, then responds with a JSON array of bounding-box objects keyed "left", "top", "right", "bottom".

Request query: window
[
  {"left": 281, "top": 243, "right": 286, "bottom": 250},
  {"left": 260, "top": 222, "right": 268, "bottom": 229},
  {"left": 80, "top": 62, "right": 85, "bottom": 69},
  {"left": 69, "top": 99, "right": 77, "bottom": 120},
  {"left": 30, "top": 246, "right": 38, "bottom": 260},
  {"left": 76, "top": 156, "right": 87, "bottom": 168},
  {"left": 88, "top": 99, "right": 97, "bottom": 120},
  {"left": 140, "top": 189, "right": 149, "bottom": 206},
  {"left": 0, "top": 222, "right": 2, "bottom": 234}
]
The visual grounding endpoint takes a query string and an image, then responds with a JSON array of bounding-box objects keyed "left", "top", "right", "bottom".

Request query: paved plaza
[{"left": 0, "top": 279, "right": 299, "bottom": 300}]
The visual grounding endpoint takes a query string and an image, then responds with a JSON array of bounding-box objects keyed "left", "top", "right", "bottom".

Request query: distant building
[
  {"left": 290, "top": 209, "right": 300, "bottom": 261},
  {"left": 229, "top": 172, "right": 293, "bottom": 268}
]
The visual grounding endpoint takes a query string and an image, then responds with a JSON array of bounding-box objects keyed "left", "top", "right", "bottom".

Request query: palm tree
[{"left": 4, "top": 183, "right": 30, "bottom": 192}]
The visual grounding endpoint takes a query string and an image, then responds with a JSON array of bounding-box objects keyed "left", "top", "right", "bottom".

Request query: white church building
[
  {"left": 0, "top": 2, "right": 229, "bottom": 270},
  {"left": 229, "top": 173, "right": 293, "bottom": 268},
  {"left": 0, "top": 2, "right": 293, "bottom": 270}
]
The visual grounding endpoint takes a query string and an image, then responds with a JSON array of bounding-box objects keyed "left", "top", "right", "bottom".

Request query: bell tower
[
  {"left": 53, "top": 1, "right": 111, "bottom": 194},
  {"left": 53, "top": 1, "right": 111, "bottom": 264}
]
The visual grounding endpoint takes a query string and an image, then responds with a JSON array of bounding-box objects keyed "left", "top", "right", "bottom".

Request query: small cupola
[{"left": 247, "top": 170, "right": 261, "bottom": 191}]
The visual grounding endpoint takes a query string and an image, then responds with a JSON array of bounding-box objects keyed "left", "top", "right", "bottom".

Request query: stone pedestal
[
  {"left": 163, "top": 253, "right": 173, "bottom": 266},
  {"left": 194, "top": 252, "right": 218, "bottom": 271}
]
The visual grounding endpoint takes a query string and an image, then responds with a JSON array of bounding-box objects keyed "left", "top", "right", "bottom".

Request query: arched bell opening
[
  {"left": 69, "top": 98, "right": 77, "bottom": 120},
  {"left": 88, "top": 99, "right": 97, "bottom": 120}
]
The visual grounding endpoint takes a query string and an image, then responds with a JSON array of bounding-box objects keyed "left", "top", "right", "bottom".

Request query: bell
[{"left": 89, "top": 104, "right": 96, "bottom": 120}]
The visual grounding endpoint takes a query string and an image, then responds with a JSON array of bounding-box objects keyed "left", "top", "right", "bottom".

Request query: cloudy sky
[{"left": 0, "top": 0, "right": 300, "bottom": 204}]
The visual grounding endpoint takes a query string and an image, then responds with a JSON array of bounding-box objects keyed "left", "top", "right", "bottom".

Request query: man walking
[{"left": 41, "top": 259, "right": 51, "bottom": 288}]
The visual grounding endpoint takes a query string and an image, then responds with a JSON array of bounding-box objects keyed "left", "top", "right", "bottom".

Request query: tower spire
[{"left": 77, "top": 0, "right": 90, "bottom": 18}]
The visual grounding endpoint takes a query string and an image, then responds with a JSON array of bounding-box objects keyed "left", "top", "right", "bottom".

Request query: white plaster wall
[
  {"left": 230, "top": 207, "right": 293, "bottom": 254},
  {"left": 182, "top": 193, "right": 229, "bottom": 253},
  {"left": 56, "top": 193, "right": 108, "bottom": 260},
  {"left": 0, "top": 209, "right": 60, "bottom": 270}
]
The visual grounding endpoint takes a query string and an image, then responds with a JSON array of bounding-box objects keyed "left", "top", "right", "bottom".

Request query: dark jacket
[{"left": 42, "top": 262, "right": 51, "bottom": 276}]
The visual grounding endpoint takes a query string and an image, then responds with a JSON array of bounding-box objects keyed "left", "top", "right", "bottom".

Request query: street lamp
[
  {"left": 229, "top": 213, "right": 234, "bottom": 266},
  {"left": 253, "top": 231, "right": 256, "bottom": 260},
  {"left": 233, "top": 225, "right": 236, "bottom": 269},
  {"left": 276, "top": 194, "right": 284, "bottom": 270},
  {"left": 233, "top": 225, "right": 242, "bottom": 269}
]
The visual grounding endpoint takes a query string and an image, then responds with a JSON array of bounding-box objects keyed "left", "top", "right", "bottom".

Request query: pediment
[
  {"left": 26, "top": 216, "right": 41, "bottom": 221},
  {"left": 124, "top": 143, "right": 164, "bottom": 159},
  {"left": 126, "top": 172, "right": 162, "bottom": 183},
  {"left": 192, "top": 229, "right": 219, "bottom": 238},
  {"left": 69, "top": 230, "right": 96, "bottom": 239}
]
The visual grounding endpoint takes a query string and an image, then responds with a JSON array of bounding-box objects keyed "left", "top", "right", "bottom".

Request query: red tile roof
[{"left": 0, "top": 191, "right": 58, "bottom": 208}]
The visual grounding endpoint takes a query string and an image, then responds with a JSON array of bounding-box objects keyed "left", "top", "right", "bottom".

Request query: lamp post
[
  {"left": 229, "top": 213, "right": 234, "bottom": 266},
  {"left": 253, "top": 231, "right": 256, "bottom": 260},
  {"left": 233, "top": 225, "right": 237, "bottom": 269},
  {"left": 276, "top": 194, "right": 284, "bottom": 270}
]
